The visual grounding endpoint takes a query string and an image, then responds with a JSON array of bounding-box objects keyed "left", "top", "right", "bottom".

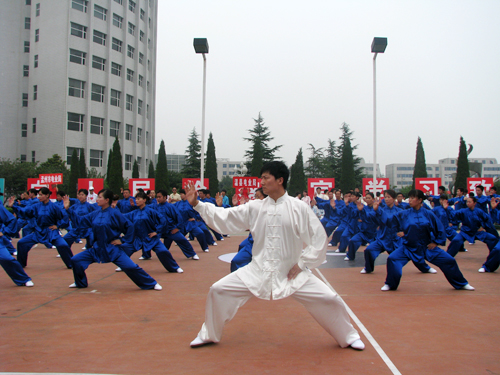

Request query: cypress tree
[
  {"left": 288, "top": 148, "right": 306, "bottom": 195},
  {"left": 412, "top": 137, "right": 428, "bottom": 189},
  {"left": 205, "top": 132, "right": 219, "bottom": 192},
  {"left": 79, "top": 149, "right": 87, "bottom": 179},
  {"left": 148, "top": 160, "right": 155, "bottom": 178},
  {"left": 156, "top": 140, "right": 168, "bottom": 191},
  {"left": 244, "top": 113, "right": 282, "bottom": 173},
  {"left": 249, "top": 140, "right": 264, "bottom": 177},
  {"left": 181, "top": 128, "right": 201, "bottom": 178},
  {"left": 337, "top": 123, "right": 363, "bottom": 188},
  {"left": 339, "top": 137, "right": 356, "bottom": 192},
  {"left": 69, "top": 149, "right": 79, "bottom": 197},
  {"left": 106, "top": 147, "right": 114, "bottom": 186},
  {"left": 108, "top": 138, "right": 124, "bottom": 196},
  {"left": 455, "top": 136, "right": 470, "bottom": 194},
  {"left": 132, "top": 159, "right": 139, "bottom": 178},
  {"left": 305, "top": 144, "right": 325, "bottom": 178}
]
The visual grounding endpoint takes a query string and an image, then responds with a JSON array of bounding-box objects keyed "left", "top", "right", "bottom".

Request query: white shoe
[
  {"left": 381, "top": 284, "right": 390, "bottom": 291},
  {"left": 154, "top": 283, "right": 162, "bottom": 291},
  {"left": 220, "top": 238, "right": 224, "bottom": 241},
  {"left": 56, "top": 254, "right": 61, "bottom": 258},
  {"left": 328, "top": 244, "right": 333, "bottom": 247},
  {"left": 82, "top": 246, "right": 86, "bottom": 250},
  {"left": 69, "top": 283, "right": 77, "bottom": 288},
  {"left": 25, "top": 280, "right": 34, "bottom": 287},
  {"left": 13, "top": 251, "right": 17, "bottom": 256},
  {"left": 52, "top": 246, "right": 56, "bottom": 249},
  {"left": 176, "top": 267, "right": 184, "bottom": 273},
  {"left": 226, "top": 235, "right": 230, "bottom": 238},
  {"left": 190, "top": 336, "right": 213, "bottom": 348},
  {"left": 360, "top": 268, "right": 366, "bottom": 274},
  {"left": 344, "top": 256, "right": 350, "bottom": 261},
  {"left": 174, "top": 243, "right": 178, "bottom": 246},
  {"left": 350, "top": 339, "right": 365, "bottom": 350},
  {"left": 203, "top": 248, "right": 210, "bottom": 252},
  {"left": 427, "top": 267, "right": 437, "bottom": 274},
  {"left": 192, "top": 255, "right": 200, "bottom": 260},
  {"left": 478, "top": 267, "right": 486, "bottom": 273},
  {"left": 212, "top": 242, "right": 218, "bottom": 246},
  {"left": 78, "top": 240, "right": 83, "bottom": 244},
  {"left": 462, "top": 284, "right": 475, "bottom": 291},
  {"left": 115, "top": 267, "right": 122, "bottom": 272},
  {"left": 138, "top": 256, "right": 150, "bottom": 260}
]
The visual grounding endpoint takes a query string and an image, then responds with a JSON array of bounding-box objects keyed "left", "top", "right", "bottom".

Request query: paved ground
[{"left": 1, "top": 234, "right": 499, "bottom": 375}]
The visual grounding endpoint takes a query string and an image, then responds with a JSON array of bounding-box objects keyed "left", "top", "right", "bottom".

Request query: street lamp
[
  {"left": 371, "top": 37, "right": 387, "bottom": 189},
  {"left": 193, "top": 38, "right": 209, "bottom": 188}
]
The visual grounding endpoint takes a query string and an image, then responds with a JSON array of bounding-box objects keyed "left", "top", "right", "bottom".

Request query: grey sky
[{"left": 156, "top": 0, "right": 500, "bottom": 173}]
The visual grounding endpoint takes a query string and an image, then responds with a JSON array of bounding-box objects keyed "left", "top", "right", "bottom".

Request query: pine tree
[
  {"left": 69, "top": 149, "right": 80, "bottom": 197},
  {"left": 205, "top": 132, "right": 219, "bottom": 192},
  {"left": 181, "top": 128, "right": 201, "bottom": 178},
  {"left": 148, "top": 160, "right": 155, "bottom": 178},
  {"left": 412, "top": 137, "right": 428, "bottom": 189},
  {"left": 288, "top": 148, "right": 307, "bottom": 195},
  {"left": 337, "top": 123, "right": 363, "bottom": 189},
  {"left": 305, "top": 144, "right": 325, "bottom": 178},
  {"left": 249, "top": 140, "right": 264, "bottom": 177},
  {"left": 108, "top": 138, "right": 124, "bottom": 196},
  {"left": 338, "top": 137, "right": 356, "bottom": 192},
  {"left": 323, "top": 139, "right": 339, "bottom": 178},
  {"left": 79, "top": 149, "right": 87, "bottom": 179},
  {"left": 454, "top": 136, "right": 470, "bottom": 193},
  {"left": 156, "top": 140, "right": 169, "bottom": 191},
  {"left": 132, "top": 160, "right": 139, "bottom": 178},
  {"left": 106, "top": 147, "right": 114, "bottom": 186},
  {"left": 244, "top": 113, "right": 282, "bottom": 173}
]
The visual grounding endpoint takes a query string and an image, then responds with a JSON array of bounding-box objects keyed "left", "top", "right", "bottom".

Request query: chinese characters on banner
[
  {"left": 78, "top": 178, "right": 104, "bottom": 193},
  {"left": 362, "top": 178, "right": 390, "bottom": 196},
  {"left": 182, "top": 178, "right": 209, "bottom": 191},
  {"left": 415, "top": 178, "right": 442, "bottom": 195},
  {"left": 233, "top": 176, "right": 261, "bottom": 201},
  {"left": 129, "top": 179, "right": 155, "bottom": 195},
  {"left": 467, "top": 178, "right": 494, "bottom": 193},
  {"left": 307, "top": 178, "right": 335, "bottom": 198},
  {"left": 39, "top": 174, "right": 63, "bottom": 184}
]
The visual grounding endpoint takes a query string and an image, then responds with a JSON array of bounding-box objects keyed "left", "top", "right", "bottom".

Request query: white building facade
[
  {"left": 217, "top": 158, "right": 245, "bottom": 181},
  {"left": 0, "top": 0, "right": 158, "bottom": 177}
]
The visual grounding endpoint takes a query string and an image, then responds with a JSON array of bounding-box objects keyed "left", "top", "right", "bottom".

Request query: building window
[
  {"left": 138, "top": 75, "right": 143, "bottom": 87},
  {"left": 146, "top": 131, "right": 149, "bottom": 145},
  {"left": 140, "top": 8, "right": 145, "bottom": 20},
  {"left": 90, "top": 116, "right": 104, "bottom": 135},
  {"left": 35, "top": 29, "right": 39, "bottom": 42},
  {"left": 114, "top": 0, "right": 123, "bottom": 4},
  {"left": 68, "top": 78, "right": 85, "bottom": 98},
  {"left": 129, "top": 0, "right": 136, "bottom": 13},
  {"left": 147, "top": 81, "right": 150, "bottom": 92},
  {"left": 23, "top": 65, "right": 29, "bottom": 77},
  {"left": 22, "top": 123, "right": 28, "bottom": 137},
  {"left": 22, "top": 93, "right": 28, "bottom": 107},
  {"left": 69, "top": 49, "right": 86, "bottom": 65},
  {"left": 139, "top": 52, "right": 144, "bottom": 65},
  {"left": 125, "top": 154, "right": 132, "bottom": 170},
  {"left": 126, "top": 124, "right": 133, "bottom": 140},
  {"left": 32, "top": 151, "right": 36, "bottom": 163},
  {"left": 33, "top": 85, "right": 37, "bottom": 100},
  {"left": 146, "top": 104, "right": 150, "bottom": 119},
  {"left": 91, "top": 84, "right": 105, "bottom": 102},
  {"left": 110, "top": 90, "right": 121, "bottom": 107},
  {"left": 127, "top": 45, "right": 134, "bottom": 59},
  {"left": 138, "top": 99, "right": 143, "bottom": 115},
  {"left": 113, "top": 14, "right": 123, "bottom": 28},
  {"left": 32, "top": 118, "right": 36, "bottom": 133},
  {"left": 110, "top": 120, "right": 120, "bottom": 137},
  {"left": 128, "top": 22, "right": 135, "bottom": 36},
  {"left": 71, "top": 22, "right": 87, "bottom": 38},
  {"left": 140, "top": 30, "right": 145, "bottom": 42},
  {"left": 72, "top": 0, "right": 88, "bottom": 12},
  {"left": 137, "top": 157, "right": 142, "bottom": 172},
  {"left": 66, "top": 147, "right": 83, "bottom": 165},
  {"left": 147, "top": 59, "right": 151, "bottom": 71},
  {"left": 137, "top": 128, "right": 142, "bottom": 143},
  {"left": 36, "top": 3, "right": 40, "bottom": 16},
  {"left": 126, "top": 68, "right": 134, "bottom": 82},
  {"left": 24, "top": 41, "right": 30, "bottom": 53},
  {"left": 25, "top": 17, "right": 31, "bottom": 30},
  {"left": 21, "top": 154, "right": 27, "bottom": 162},
  {"left": 92, "top": 56, "right": 105, "bottom": 70},
  {"left": 148, "top": 38, "right": 151, "bottom": 49},
  {"left": 112, "top": 38, "right": 122, "bottom": 52},
  {"left": 90, "top": 150, "right": 104, "bottom": 167},
  {"left": 68, "top": 112, "right": 84, "bottom": 131},
  {"left": 94, "top": 5, "right": 107, "bottom": 20},
  {"left": 34, "top": 55, "right": 38, "bottom": 68},
  {"left": 126, "top": 94, "right": 133, "bottom": 111},
  {"left": 93, "top": 30, "right": 106, "bottom": 46},
  {"left": 149, "top": 17, "right": 151, "bottom": 28},
  {"left": 26, "top": 0, "right": 31, "bottom": 5},
  {"left": 111, "top": 62, "right": 121, "bottom": 76}
]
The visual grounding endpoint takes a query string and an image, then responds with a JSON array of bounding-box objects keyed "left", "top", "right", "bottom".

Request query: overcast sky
[{"left": 155, "top": 0, "right": 500, "bottom": 173}]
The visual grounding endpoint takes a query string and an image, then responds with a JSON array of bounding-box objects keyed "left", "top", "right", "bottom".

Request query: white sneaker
[
  {"left": 69, "top": 283, "right": 77, "bottom": 288},
  {"left": 154, "top": 283, "right": 162, "bottom": 291},
  {"left": 328, "top": 243, "right": 333, "bottom": 247},
  {"left": 176, "top": 267, "right": 184, "bottom": 273},
  {"left": 25, "top": 280, "right": 34, "bottom": 287},
  {"left": 226, "top": 235, "right": 231, "bottom": 238},
  {"left": 78, "top": 240, "right": 83, "bottom": 244},
  {"left": 13, "top": 251, "right": 17, "bottom": 256},
  {"left": 56, "top": 254, "right": 61, "bottom": 258},
  {"left": 344, "top": 256, "right": 350, "bottom": 261},
  {"left": 334, "top": 249, "right": 340, "bottom": 253},
  {"left": 203, "top": 248, "right": 210, "bottom": 252},
  {"left": 427, "top": 267, "right": 437, "bottom": 274},
  {"left": 138, "top": 256, "right": 149, "bottom": 260},
  {"left": 350, "top": 339, "right": 365, "bottom": 350},
  {"left": 462, "top": 284, "right": 475, "bottom": 291},
  {"left": 220, "top": 238, "right": 224, "bottom": 241},
  {"left": 52, "top": 246, "right": 56, "bottom": 249},
  {"left": 212, "top": 242, "right": 218, "bottom": 246},
  {"left": 381, "top": 284, "right": 390, "bottom": 291},
  {"left": 478, "top": 267, "right": 486, "bottom": 273},
  {"left": 115, "top": 267, "right": 122, "bottom": 272},
  {"left": 82, "top": 246, "right": 86, "bottom": 250},
  {"left": 360, "top": 268, "right": 367, "bottom": 274},
  {"left": 190, "top": 336, "right": 213, "bottom": 348},
  {"left": 192, "top": 255, "right": 200, "bottom": 260}
]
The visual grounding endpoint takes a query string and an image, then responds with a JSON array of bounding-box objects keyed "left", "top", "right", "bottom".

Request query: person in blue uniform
[
  {"left": 335, "top": 193, "right": 361, "bottom": 253},
  {"left": 198, "top": 189, "right": 224, "bottom": 242},
  {"left": 474, "top": 185, "right": 490, "bottom": 214},
  {"left": 345, "top": 193, "right": 378, "bottom": 261},
  {"left": 175, "top": 190, "right": 211, "bottom": 252},
  {"left": 63, "top": 189, "right": 98, "bottom": 248},
  {"left": 67, "top": 189, "right": 162, "bottom": 290},
  {"left": 0, "top": 204, "right": 34, "bottom": 287},
  {"left": 448, "top": 188, "right": 467, "bottom": 210},
  {"left": 315, "top": 190, "right": 344, "bottom": 238},
  {"left": 381, "top": 189, "right": 473, "bottom": 291},
  {"left": 427, "top": 186, "right": 447, "bottom": 208},
  {"left": 395, "top": 193, "right": 410, "bottom": 210},
  {"left": 8, "top": 188, "right": 73, "bottom": 269},
  {"left": 116, "top": 189, "right": 136, "bottom": 214},
  {"left": 329, "top": 192, "right": 351, "bottom": 247}
]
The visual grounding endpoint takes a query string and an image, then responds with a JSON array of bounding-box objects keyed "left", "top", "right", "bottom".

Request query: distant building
[
  {"left": 217, "top": 158, "right": 245, "bottom": 181},
  {"left": 166, "top": 154, "right": 186, "bottom": 173},
  {"left": 359, "top": 158, "right": 381, "bottom": 178}
]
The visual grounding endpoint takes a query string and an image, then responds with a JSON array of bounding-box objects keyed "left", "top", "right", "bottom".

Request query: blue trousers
[
  {"left": 447, "top": 232, "right": 498, "bottom": 257},
  {"left": 0, "top": 245, "right": 31, "bottom": 286},
  {"left": 208, "top": 226, "right": 223, "bottom": 241},
  {"left": 163, "top": 232, "right": 197, "bottom": 258},
  {"left": 347, "top": 233, "right": 373, "bottom": 260},
  {"left": 17, "top": 233, "right": 73, "bottom": 269},
  {"left": 337, "top": 231, "right": 353, "bottom": 253},
  {"left": 70, "top": 247, "right": 157, "bottom": 289},
  {"left": 482, "top": 241, "right": 500, "bottom": 272},
  {"left": 0, "top": 236, "right": 16, "bottom": 255},
  {"left": 64, "top": 230, "right": 94, "bottom": 249},
  {"left": 364, "top": 240, "right": 430, "bottom": 274},
  {"left": 122, "top": 242, "right": 180, "bottom": 272},
  {"left": 231, "top": 241, "right": 253, "bottom": 273},
  {"left": 330, "top": 224, "right": 346, "bottom": 246},
  {"left": 181, "top": 224, "right": 209, "bottom": 251},
  {"left": 385, "top": 246, "right": 468, "bottom": 290}
]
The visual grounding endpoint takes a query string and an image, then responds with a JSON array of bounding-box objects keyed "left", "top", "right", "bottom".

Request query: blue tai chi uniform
[
  {"left": 316, "top": 198, "right": 344, "bottom": 237},
  {"left": 64, "top": 200, "right": 98, "bottom": 248},
  {"left": 200, "top": 197, "right": 224, "bottom": 241},
  {"left": 231, "top": 233, "right": 254, "bottom": 272},
  {"left": 346, "top": 205, "right": 378, "bottom": 260},
  {"left": 385, "top": 207, "right": 469, "bottom": 290},
  {"left": 70, "top": 207, "right": 157, "bottom": 289},
  {"left": 0, "top": 206, "right": 32, "bottom": 286},
  {"left": 330, "top": 201, "right": 349, "bottom": 246},
  {"left": 337, "top": 202, "right": 360, "bottom": 252},
  {"left": 116, "top": 197, "right": 137, "bottom": 214},
  {"left": 174, "top": 200, "right": 209, "bottom": 251},
  {"left": 13, "top": 201, "right": 73, "bottom": 268}
]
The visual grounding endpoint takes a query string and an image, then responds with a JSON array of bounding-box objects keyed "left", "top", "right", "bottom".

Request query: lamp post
[
  {"left": 193, "top": 38, "right": 209, "bottom": 188},
  {"left": 371, "top": 37, "right": 387, "bottom": 190}
]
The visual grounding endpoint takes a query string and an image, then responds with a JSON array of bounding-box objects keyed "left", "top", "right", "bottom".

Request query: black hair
[
  {"left": 123, "top": 188, "right": 131, "bottom": 193},
  {"left": 205, "top": 189, "right": 211, "bottom": 196},
  {"left": 476, "top": 185, "right": 484, "bottom": 192},
  {"left": 157, "top": 189, "right": 168, "bottom": 197},
  {"left": 469, "top": 192, "right": 475, "bottom": 198},
  {"left": 439, "top": 193, "right": 448, "bottom": 200},
  {"left": 260, "top": 161, "right": 289, "bottom": 190},
  {"left": 99, "top": 189, "right": 114, "bottom": 204},
  {"left": 457, "top": 187, "right": 465, "bottom": 193},
  {"left": 397, "top": 192, "right": 405, "bottom": 198},
  {"left": 385, "top": 190, "right": 397, "bottom": 199},
  {"left": 179, "top": 189, "right": 186, "bottom": 194},
  {"left": 490, "top": 186, "right": 497, "bottom": 192},
  {"left": 222, "top": 189, "right": 227, "bottom": 193},
  {"left": 438, "top": 186, "right": 446, "bottom": 192},
  {"left": 39, "top": 187, "right": 51, "bottom": 196},
  {"left": 365, "top": 192, "right": 375, "bottom": 199},
  {"left": 256, "top": 187, "right": 268, "bottom": 198},
  {"left": 468, "top": 196, "right": 477, "bottom": 203},
  {"left": 135, "top": 190, "right": 149, "bottom": 203},
  {"left": 56, "top": 190, "right": 65, "bottom": 197},
  {"left": 78, "top": 188, "right": 88, "bottom": 196},
  {"left": 112, "top": 194, "right": 120, "bottom": 202},
  {"left": 408, "top": 189, "right": 425, "bottom": 201},
  {"left": 28, "top": 188, "right": 38, "bottom": 195}
]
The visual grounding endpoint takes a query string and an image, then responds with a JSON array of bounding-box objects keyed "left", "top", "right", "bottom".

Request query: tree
[
  {"left": 412, "top": 137, "right": 428, "bottom": 189},
  {"left": 156, "top": 140, "right": 169, "bottom": 191},
  {"left": 181, "top": 128, "right": 201, "bottom": 178},
  {"left": 167, "top": 170, "right": 183, "bottom": 191},
  {"left": 106, "top": 147, "right": 114, "bottom": 187},
  {"left": 0, "top": 158, "right": 38, "bottom": 197},
  {"left": 79, "top": 149, "right": 87, "bottom": 179},
  {"left": 337, "top": 123, "right": 363, "bottom": 190},
  {"left": 454, "top": 136, "right": 470, "bottom": 194},
  {"left": 107, "top": 138, "right": 124, "bottom": 196},
  {"left": 132, "top": 159, "right": 139, "bottom": 178},
  {"left": 148, "top": 160, "right": 155, "bottom": 178},
  {"left": 323, "top": 139, "right": 339, "bottom": 178},
  {"left": 68, "top": 149, "right": 80, "bottom": 197},
  {"left": 205, "top": 132, "right": 219, "bottom": 192},
  {"left": 244, "top": 113, "right": 282, "bottom": 174},
  {"left": 305, "top": 144, "right": 325, "bottom": 178},
  {"left": 288, "top": 148, "right": 307, "bottom": 195},
  {"left": 249, "top": 138, "right": 264, "bottom": 177}
]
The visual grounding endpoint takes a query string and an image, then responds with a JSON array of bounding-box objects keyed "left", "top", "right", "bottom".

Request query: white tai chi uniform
[{"left": 193, "top": 193, "right": 360, "bottom": 347}]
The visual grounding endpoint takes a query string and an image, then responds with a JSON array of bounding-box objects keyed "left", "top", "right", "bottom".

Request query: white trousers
[{"left": 197, "top": 271, "right": 360, "bottom": 347}]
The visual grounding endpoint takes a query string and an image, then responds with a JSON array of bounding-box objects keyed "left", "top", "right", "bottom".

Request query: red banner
[
  {"left": 467, "top": 178, "right": 494, "bottom": 193},
  {"left": 129, "top": 178, "right": 155, "bottom": 195},
  {"left": 307, "top": 178, "right": 335, "bottom": 198},
  {"left": 27, "top": 178, "right": 57, "bottom": 199},
  {"left": 182, "top": 178, "right": 209, "bottom": 191},
  {"left": 415, "top": 178, "right": 442, "bottom": 195},
  {"left": 362, "top": 178, "right": 390, "bottom": 196},
  {"left": 233, "top": 177, "right": 261, "bottom": 201},
  {"left": 39, "top": 173, "right": 63, "bottom": 184},
  {"left": 78, "top": 178, "right": 104, "bottom": 192}
]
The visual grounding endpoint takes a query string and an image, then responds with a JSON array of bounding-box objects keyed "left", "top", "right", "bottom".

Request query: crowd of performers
[{"left": 2, "top": 184, "right": 499, "bottom": 293}]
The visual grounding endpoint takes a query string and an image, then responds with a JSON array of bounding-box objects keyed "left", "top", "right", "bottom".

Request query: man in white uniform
[
  {"left": 187, "top": 161, "right": 364, "bottom": 350},
  {"left": 87, "top": 187, "right": 98, "bottom": 204}
]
